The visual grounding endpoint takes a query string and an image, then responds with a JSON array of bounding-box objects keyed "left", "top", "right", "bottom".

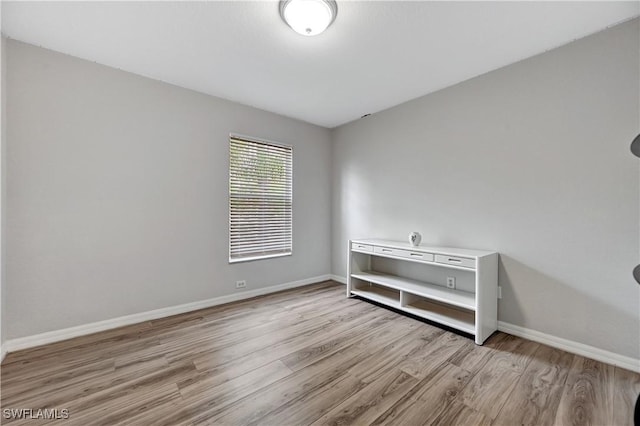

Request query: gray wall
[
  {"left": 6, "top": 40, "right": 332, "bottom": 339},
  {"left": 1, "top": 32, "right": 5, "bottom": 350},
  {"left": 331, "top": 19, "right": 640, "bottom": 359}
]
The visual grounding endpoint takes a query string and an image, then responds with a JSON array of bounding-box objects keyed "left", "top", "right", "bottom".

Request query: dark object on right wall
[
  {"left": 631, "top": 133, "right": 640, "bottom": 158},
  {"left": 633, "top": 133, "right": 640, "bottom": 287}
]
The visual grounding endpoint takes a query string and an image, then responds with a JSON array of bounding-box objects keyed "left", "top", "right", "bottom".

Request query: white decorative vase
[{"left": 409, "top": 232, "right": 422, "bottom": 247}]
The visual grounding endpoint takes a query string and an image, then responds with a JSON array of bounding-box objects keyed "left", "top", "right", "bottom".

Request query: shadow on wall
[{"left": 498, "top": 255, "right": 639, "bottom": 356}]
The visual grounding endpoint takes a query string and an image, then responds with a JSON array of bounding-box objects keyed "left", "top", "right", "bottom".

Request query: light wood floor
[{"left": 1, "top": 281, "right": 638, "bottom": 425}]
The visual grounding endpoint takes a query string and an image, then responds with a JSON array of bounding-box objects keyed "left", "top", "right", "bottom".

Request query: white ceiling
[{"left": 2, "top": 1, "right": 639, "bottom": 128}]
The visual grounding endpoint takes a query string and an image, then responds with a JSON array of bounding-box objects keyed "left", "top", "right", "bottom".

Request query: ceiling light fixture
[{"left": 279, "top": 0, "right": 338, "bottom": 36}]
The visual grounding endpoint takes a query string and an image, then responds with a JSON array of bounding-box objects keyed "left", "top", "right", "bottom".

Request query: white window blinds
[{"left": 229, "top": 136, "right": 293, "bottom": 262}]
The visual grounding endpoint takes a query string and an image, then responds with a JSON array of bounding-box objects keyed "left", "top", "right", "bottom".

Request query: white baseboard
[
  {"left": 0, "top": 344, "right": 6, "bottom": 364},
  {"left": 498, "top": 321, "right": 640, "bottom": 373},
  {"left": 4, "top": 274, "right": 331, "bottom": 354},
  {"left": 331, "top": 274, "right": 347, "bottom": 284}
]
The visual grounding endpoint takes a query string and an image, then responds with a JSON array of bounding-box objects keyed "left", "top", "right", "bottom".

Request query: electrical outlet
[
  {"left": 235, "top": 280, "right": 246, "bottom": 289},
  {"left": 498, "top": 286, "right": 502, "bottom": 299},
  {"left": 446, "top": 277, "right": 455, "bottom": 289}
]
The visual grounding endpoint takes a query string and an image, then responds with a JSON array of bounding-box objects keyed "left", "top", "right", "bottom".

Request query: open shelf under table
[
  {"left": 350, "top": 286, "right": 400, "bottom": 309},
  {"left": 351, "top": 271, "right": 476, "bottom": 311},
  {"left": 402, "top": 299, "right": 475, "bottom": 334}
]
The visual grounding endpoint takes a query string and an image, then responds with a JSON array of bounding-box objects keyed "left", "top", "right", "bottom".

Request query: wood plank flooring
[{"left": 1, "top": 281, "right": 638, "bottom": 425}]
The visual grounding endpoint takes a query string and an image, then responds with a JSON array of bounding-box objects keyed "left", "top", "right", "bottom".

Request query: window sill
[{"left": 229, "top": 252, "right": 292, "bottom": 264}]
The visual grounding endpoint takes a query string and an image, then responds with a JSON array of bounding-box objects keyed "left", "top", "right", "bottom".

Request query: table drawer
[
  {"left": 373, "top": 246, "right": 403, "bottom": 257},
  {"left": 400, "top": 250, "right": 434, "bottom": 262},
  {"left": 435, "top": 254, "right": 475, "bottom": 269},
  {"left": 351, "top": 243, "right": 373, "bottom": 252},
  {"left": 373, "top": 247, "right": 434, "bottom": 262}
]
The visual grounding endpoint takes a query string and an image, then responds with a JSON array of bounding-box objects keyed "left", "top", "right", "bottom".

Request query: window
[{"left": 229, "top": 135, "right": 293, "bottom": 262}]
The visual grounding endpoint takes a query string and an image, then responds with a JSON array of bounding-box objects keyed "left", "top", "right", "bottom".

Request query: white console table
[{"left": 347, "top": 239, "right": 498, "bottom": 345}]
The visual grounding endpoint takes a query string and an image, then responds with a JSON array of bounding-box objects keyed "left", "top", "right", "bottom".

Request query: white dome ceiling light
[{"left": 279, "top": 0, "right": 338, "bottom": 36}]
